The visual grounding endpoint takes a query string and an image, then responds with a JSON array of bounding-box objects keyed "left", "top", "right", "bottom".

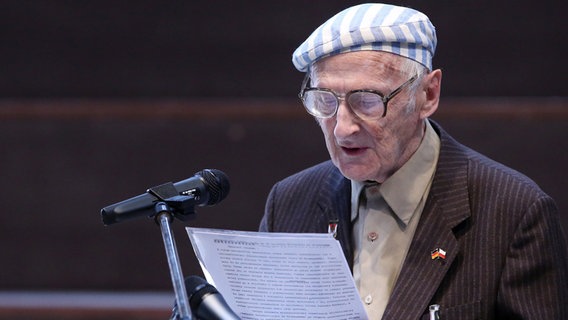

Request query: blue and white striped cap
[{"left": 292, "top": 3, "right": 437, "bottom": 72}]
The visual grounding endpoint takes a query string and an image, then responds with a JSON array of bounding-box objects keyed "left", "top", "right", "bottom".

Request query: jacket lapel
[
  {"left": 382, "top": 121, "right": 472, "bottom": 319},
  {"left": 316, "top": 164, "right": 354, "bottom": 267}
]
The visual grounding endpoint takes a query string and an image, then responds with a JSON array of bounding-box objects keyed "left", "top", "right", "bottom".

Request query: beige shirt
[{"left": 351, "top": 120, "right": 440, "bottom": 319}]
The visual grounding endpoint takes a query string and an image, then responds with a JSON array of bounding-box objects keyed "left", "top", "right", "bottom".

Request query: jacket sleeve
[{"left": 496, "top": 195, "right": 568, "bottom": 319}]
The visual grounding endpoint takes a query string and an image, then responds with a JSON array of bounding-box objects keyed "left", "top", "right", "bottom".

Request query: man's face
[{"left": 311, "top": 51, "right": 427, "bottom": 183}]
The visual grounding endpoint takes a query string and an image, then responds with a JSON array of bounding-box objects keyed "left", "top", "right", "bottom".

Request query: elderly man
[{"left": 259, "top": 3, "right": 568, "bottom": 319}]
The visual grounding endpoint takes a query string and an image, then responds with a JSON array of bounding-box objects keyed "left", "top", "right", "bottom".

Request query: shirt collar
[{"left": 351, "top": 180, "right": 366, "bottom": 222}]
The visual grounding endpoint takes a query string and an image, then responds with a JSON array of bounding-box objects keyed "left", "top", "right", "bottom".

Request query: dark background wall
[
  {"left": 2, "top": 0, "right": 567, "bottom": 98},
  {"left": 0, "top": 0, "right": 566, "bottom": 299}
]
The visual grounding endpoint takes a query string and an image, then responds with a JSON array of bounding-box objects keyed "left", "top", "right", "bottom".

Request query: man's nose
[{"left": 333, "top": 100, "right": 360, "bottom": 138}]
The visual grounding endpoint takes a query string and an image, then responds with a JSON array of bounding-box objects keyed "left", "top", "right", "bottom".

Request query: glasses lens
[
  {"left": 347, "top": 92, "right": 384, "bottom": 119},
  {"left": 303, "top": 90, "right": 337, "bottom": 118}
]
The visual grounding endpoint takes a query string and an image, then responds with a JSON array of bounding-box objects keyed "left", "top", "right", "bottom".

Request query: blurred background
[{"left": 0, "top": 1, "right": 566, "bottom": 319}]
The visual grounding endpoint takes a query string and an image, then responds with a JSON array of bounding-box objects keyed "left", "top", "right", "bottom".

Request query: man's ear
[{"left": 419, "top": 69, "right": 442, "bottom": 119}]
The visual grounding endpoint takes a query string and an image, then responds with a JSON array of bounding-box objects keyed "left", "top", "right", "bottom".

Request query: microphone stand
[
  {"left": 147, "top": 183, "right": 201, "bottom": 320},
  {"left": 156, "top": 203, "right": 192, "bottom": 320}
]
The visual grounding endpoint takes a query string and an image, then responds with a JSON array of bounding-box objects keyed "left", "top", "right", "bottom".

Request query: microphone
[
  {"left": 101, "top": 169, "right": 230, "bottom": 225},
  {"left": 185, "top": 276, "right": 240, "bottom": 320}
]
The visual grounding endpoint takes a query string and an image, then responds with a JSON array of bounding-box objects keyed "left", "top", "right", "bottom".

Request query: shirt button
[
  {"left": 368, "top": 232, "right": 378, "bottom": 242},
  {"left": 364, "top": 295, "right": 373, "bottom": 304}
]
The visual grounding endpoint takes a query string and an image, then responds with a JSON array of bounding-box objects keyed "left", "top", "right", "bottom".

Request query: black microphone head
[
  {"left": 185, "top": 275, "right": 241, "bottom": 320},
  {"left": 185, "top": 276, "right": 218, "bottom": 310},
  {"left": 196, "top": 169, "right": 230, "bottom": 206}
]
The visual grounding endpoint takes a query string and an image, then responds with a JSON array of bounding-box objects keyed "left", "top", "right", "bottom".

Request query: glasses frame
[{"left": 298, "top": 74, "right": 419, "bottom": 120}]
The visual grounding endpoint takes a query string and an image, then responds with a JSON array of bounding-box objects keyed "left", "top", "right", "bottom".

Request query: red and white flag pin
[
  {"left": 328, "top": 219, "right": 339, "bottom": 239},
  {"left": 431, "top": 248, "right": 447, "bottom": 260}
]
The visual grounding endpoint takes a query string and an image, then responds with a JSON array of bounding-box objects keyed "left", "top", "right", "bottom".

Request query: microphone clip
[{"left": 148, "top": 182, "right": 198, "bottom": 222}]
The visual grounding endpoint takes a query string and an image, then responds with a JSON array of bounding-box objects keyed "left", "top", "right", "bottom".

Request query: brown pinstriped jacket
[{"left": 259, "top": 120, "right": 568, "bottom": 319}]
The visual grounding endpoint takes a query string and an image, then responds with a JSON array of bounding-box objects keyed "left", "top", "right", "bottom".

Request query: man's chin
[{"left": 336, "top": 164, "right": 374, "bottom": 182}]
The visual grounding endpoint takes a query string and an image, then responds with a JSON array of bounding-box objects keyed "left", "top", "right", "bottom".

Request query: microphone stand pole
[{"left": 155, "top": 202, "right": 192, "bottom": 320}]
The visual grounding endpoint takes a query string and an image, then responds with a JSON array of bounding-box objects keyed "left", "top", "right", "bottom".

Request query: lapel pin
[
  {"left": 328, "top": 219, "right": 339, "bottom": 239},
  {"left": 429, "top": 304, "right": 440, "bottom": 320},
  {"left": 431, "top": 248, "right": 446, "bottom": 260}
]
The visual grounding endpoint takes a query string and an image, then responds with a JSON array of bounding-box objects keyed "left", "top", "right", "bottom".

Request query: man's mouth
[{"left": 341, "top": 146, "right": 366, "bottom": 156}]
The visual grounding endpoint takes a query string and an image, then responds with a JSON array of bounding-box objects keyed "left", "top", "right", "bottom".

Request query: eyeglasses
[{"left": 298, "top": 74, "right": 418, "bottom": 120}]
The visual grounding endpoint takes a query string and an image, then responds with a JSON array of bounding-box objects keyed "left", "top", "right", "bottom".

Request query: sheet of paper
[{"left": 186, "top": 227, "right": 368, "bottom": 320}]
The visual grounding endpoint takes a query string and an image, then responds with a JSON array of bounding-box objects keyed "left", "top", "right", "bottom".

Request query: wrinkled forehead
[{"left": 309, "top": 51, "right": 408, "bottom": 84}]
